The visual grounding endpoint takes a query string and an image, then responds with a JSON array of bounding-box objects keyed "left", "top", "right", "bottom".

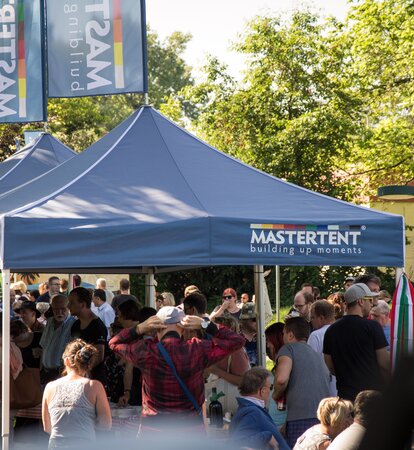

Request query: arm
[
  {"left": 118, "top": 361, "right": 134, "bottom": 406},
  {"left": 376, "top": 347, "right": 391, "bottom": 380},
  {"left": 92, "top": 344, "right": 105, "bottom": 368},
  {"left": 109, "top": 316, "right": 166, "bottom": 367},
  {"left": 42, "top": 385, "right": 52, "bottom": 434},
  {"left": 92, "top": 381, "right": 112, "bottom": 430},
  {"left": 209, "top": 301, "right": 230, "bottom": 321},
  {"left": 209, "top": 348, "right": 250, "bottom": 386},
  {"left": 209, "top": 364, "right": 243, "bottom": 386},
  {"left": 323, "top": 354, "right": 336, "bottom": 375},
  {"left": 201, "top": 325, "right": 245, "bottom": 366},
  {"left": 273, "top": 356, "right": 292, "bottom": 400}
]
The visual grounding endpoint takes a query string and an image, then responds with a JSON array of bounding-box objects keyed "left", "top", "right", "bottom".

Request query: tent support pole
[
  {"left": 396, "top": 268, "right": 404, "bottom": 286},
  {"left": 275, "top": 265, "right": 280, "bottom": 322},
  {"left": 2, "top": 269, "right": 10, "bottom": 450},
  {"left": 254, "top": 265, "right": 267, "bottom": 368},
  {"left": 68, "top": 273, "right": 73, "bottom": 290},
  {"left": 145, "top": 270, "right": 155, "bottom": 308}
]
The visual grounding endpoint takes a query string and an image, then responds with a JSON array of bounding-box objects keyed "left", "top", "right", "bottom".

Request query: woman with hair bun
[{"left": 42, "top": 339, "right": 111, "bottom": 448}]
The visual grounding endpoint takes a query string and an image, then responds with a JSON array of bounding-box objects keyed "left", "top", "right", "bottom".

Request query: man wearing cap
[
  {"left": 240, "top": 302, "right": 258, "bottom": 367},
  {"left": 323, "top": 283, "right": 390, "bottom": 401},
  {"left": 109, "top": 305, "right": 245, "bottom": 430},
  {"left": 16, "top": 300, "right": 45, "bottom": 332}
]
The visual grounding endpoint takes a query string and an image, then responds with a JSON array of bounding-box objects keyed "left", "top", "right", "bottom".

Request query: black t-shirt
[
  {"left": 36, "top": 292, "right": 51, "bottom": 303},
  {"left": 71, "top": 318, "right": 108, "bottom": 385},
  {"left": 323, "top": 315, "right": 388, "bottom": 401},
  {"left": 111, "top": 294, "right": 139, "bottom": 311},
  {"left": 20, "top": 332, "right": 42, "bottom": 368}
]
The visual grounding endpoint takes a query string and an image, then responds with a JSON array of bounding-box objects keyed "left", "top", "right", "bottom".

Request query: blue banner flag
[
  {"left": 46, "top": 0, "right": 148, "bottom": 98},
  {"left": 0, "top": 0, "right": 46, "bottom": 123}
]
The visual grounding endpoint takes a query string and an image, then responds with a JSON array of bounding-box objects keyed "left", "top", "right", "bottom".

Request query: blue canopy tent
[
  {"left": 0, "top": 106, "right": 405, "bottom": 271},
  {"left": 0, "top": 133, "right": 76, "bottom": 195},
  {"left": 0, "top": 106, "right": 405, "bottom": 448}
]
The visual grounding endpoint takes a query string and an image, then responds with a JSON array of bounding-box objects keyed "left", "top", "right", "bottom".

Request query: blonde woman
[
  {"left": 42, "top": 339, "right": 111, "bottom": 448},
  {"left": 161, "top": 292, "right": 175, "bottom": 307},
  {"left": 293, "top": 397, "right": 353, "bottom": 450}
]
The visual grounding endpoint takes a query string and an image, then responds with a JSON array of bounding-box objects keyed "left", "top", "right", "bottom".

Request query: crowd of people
[{"left": 0, "top": 272, "right": 399, "bottom": 449}]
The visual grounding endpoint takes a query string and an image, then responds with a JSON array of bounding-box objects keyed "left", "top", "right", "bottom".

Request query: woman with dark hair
[
  {"left": 265, "top": 322, "right": 288, "bottom": 427},
  {"left": 42, "top": 339, "right": 111, "bottom": 448}
]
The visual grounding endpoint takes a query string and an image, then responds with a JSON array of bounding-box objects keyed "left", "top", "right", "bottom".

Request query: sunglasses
[
  {"left": 222, "top": 295, "right": 233, "bottom": 300},
  {"left": 363, "top": 296, "right": 374, "bottom": 303}
]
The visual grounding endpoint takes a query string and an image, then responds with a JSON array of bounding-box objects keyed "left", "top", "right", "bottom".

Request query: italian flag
[{"left": 390, "top": 272, "right": 414, "bottom": 369}]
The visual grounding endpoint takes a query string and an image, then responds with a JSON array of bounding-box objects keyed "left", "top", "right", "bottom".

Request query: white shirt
[
  {"left": 308, "top": 324, "right": 331, "bottom": 354},
  {"left": 328, "top": 422, "right": 365, "bottom": 450},
  {"left": 242, "top": 396, "right": 265, "bottom": 409},
  {"left": 92, "top": 302, "right": 115, "bottom": 338},
  {"left": 308, "top": 324, "right": 337, "bottom": 396}
]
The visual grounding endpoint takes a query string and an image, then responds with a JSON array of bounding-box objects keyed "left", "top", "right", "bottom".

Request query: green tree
[
  {"left": 172, "top": 12, "right": 363, "bottom": 201},
  {"left": 339, "top": 0, "right": 414, "bottom": 195}
]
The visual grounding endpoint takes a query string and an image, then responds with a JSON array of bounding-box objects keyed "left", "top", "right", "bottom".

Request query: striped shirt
[{"left": 40, "top": 315, "right": 76, "bottom": 369}]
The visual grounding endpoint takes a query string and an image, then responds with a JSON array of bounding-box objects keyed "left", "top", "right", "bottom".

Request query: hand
[
  {"left": 136, "top": 316, "right": 166, "bottom": 335},
  {"left": 208, "top": 365, "right": 220, "bottom": 377},
  {"left": 117, "top": 392, "right": 130, "bottom": 407},
  {"left": 221, "top": 300, "right": 230, "bottom": 311},
  {"left": 179, "top": 315, "right": 204, "bottom": 330},
  {"left": 269, "top": 436, "right": 279, "bottom": 450}
]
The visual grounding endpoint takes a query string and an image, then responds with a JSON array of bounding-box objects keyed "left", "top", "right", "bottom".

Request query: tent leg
[
  {"left": 254, "top": 265, "right": 267, "bottom": 368},
  {"left": 395, "top": 268, "right": 404, "bottom": 287},
  {"left": 275, "top": 265, "right": 280, "bottom": 322},
  {"left": 145, "top": 271, "right": 155, "bottom": 308},
  {"left": 2, "top": 269, "right": 10, "bottom": 450}
]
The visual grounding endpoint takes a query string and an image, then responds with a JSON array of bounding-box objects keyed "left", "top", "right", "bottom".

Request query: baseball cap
[
  {"left": 240, "top": 302, "right": 257, "bottom": 320},
  {"left": 156, "top": 306, "right": 185, "bottom": 324},
  {"left": 344, "top": 283, "right": 379, "bottom": 304},
  {"left": 345, "top": 276, "right": 355, "bottom": 282},
  {"left": 15, "top": 300, "right": 41, "bottom": 318}
]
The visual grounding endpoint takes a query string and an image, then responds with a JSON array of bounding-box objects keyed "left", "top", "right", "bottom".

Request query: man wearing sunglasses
[{"left": 323, "top": 283, "right": 390, "bottom": 402}]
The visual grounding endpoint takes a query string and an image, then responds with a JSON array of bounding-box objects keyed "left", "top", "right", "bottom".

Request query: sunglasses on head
[{"left": 222, "top": 295, "right": 233, "bottom": 300}]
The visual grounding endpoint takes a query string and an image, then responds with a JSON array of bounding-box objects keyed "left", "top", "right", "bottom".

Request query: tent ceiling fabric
[
  {"left": 0, "top": 106, "right": 404, "bottom": 271},
  {"left": 0, "top": 133, "right": 76, "bottom": 196}
]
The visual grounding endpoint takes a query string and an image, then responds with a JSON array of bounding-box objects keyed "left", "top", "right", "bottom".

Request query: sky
[{"left": 146, "top": 0, "right": 350, "bottom": 78}]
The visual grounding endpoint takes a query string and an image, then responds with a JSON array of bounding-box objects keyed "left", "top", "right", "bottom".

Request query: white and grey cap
[
  {"left": 156, "top": 306, "right": 185, "bottom": 324},
  {"left": 344, "top": 283, "right": 379, "bottom": 304}
]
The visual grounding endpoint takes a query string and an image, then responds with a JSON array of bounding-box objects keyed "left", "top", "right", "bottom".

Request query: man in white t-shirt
[
  {"left": 329, "top": 390, "right": 382, "bottom": 450},
  {"left": 308, "top": 300, "right": 335, "bottom": 353},
  {"left": 92, "top": 288, "right": 115, "bottom": 338},
  {"left": 308, "top": 300, "right": 336, "bottom": 395}
]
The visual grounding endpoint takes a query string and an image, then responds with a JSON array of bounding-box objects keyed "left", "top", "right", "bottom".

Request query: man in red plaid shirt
[{"left": 109, "top": 306, "right": 245, "bottom": 430}]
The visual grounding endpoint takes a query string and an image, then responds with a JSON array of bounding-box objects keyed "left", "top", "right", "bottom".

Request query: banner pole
[{"left": 2, "top": 269, "right": 11, "bottom": 450}]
